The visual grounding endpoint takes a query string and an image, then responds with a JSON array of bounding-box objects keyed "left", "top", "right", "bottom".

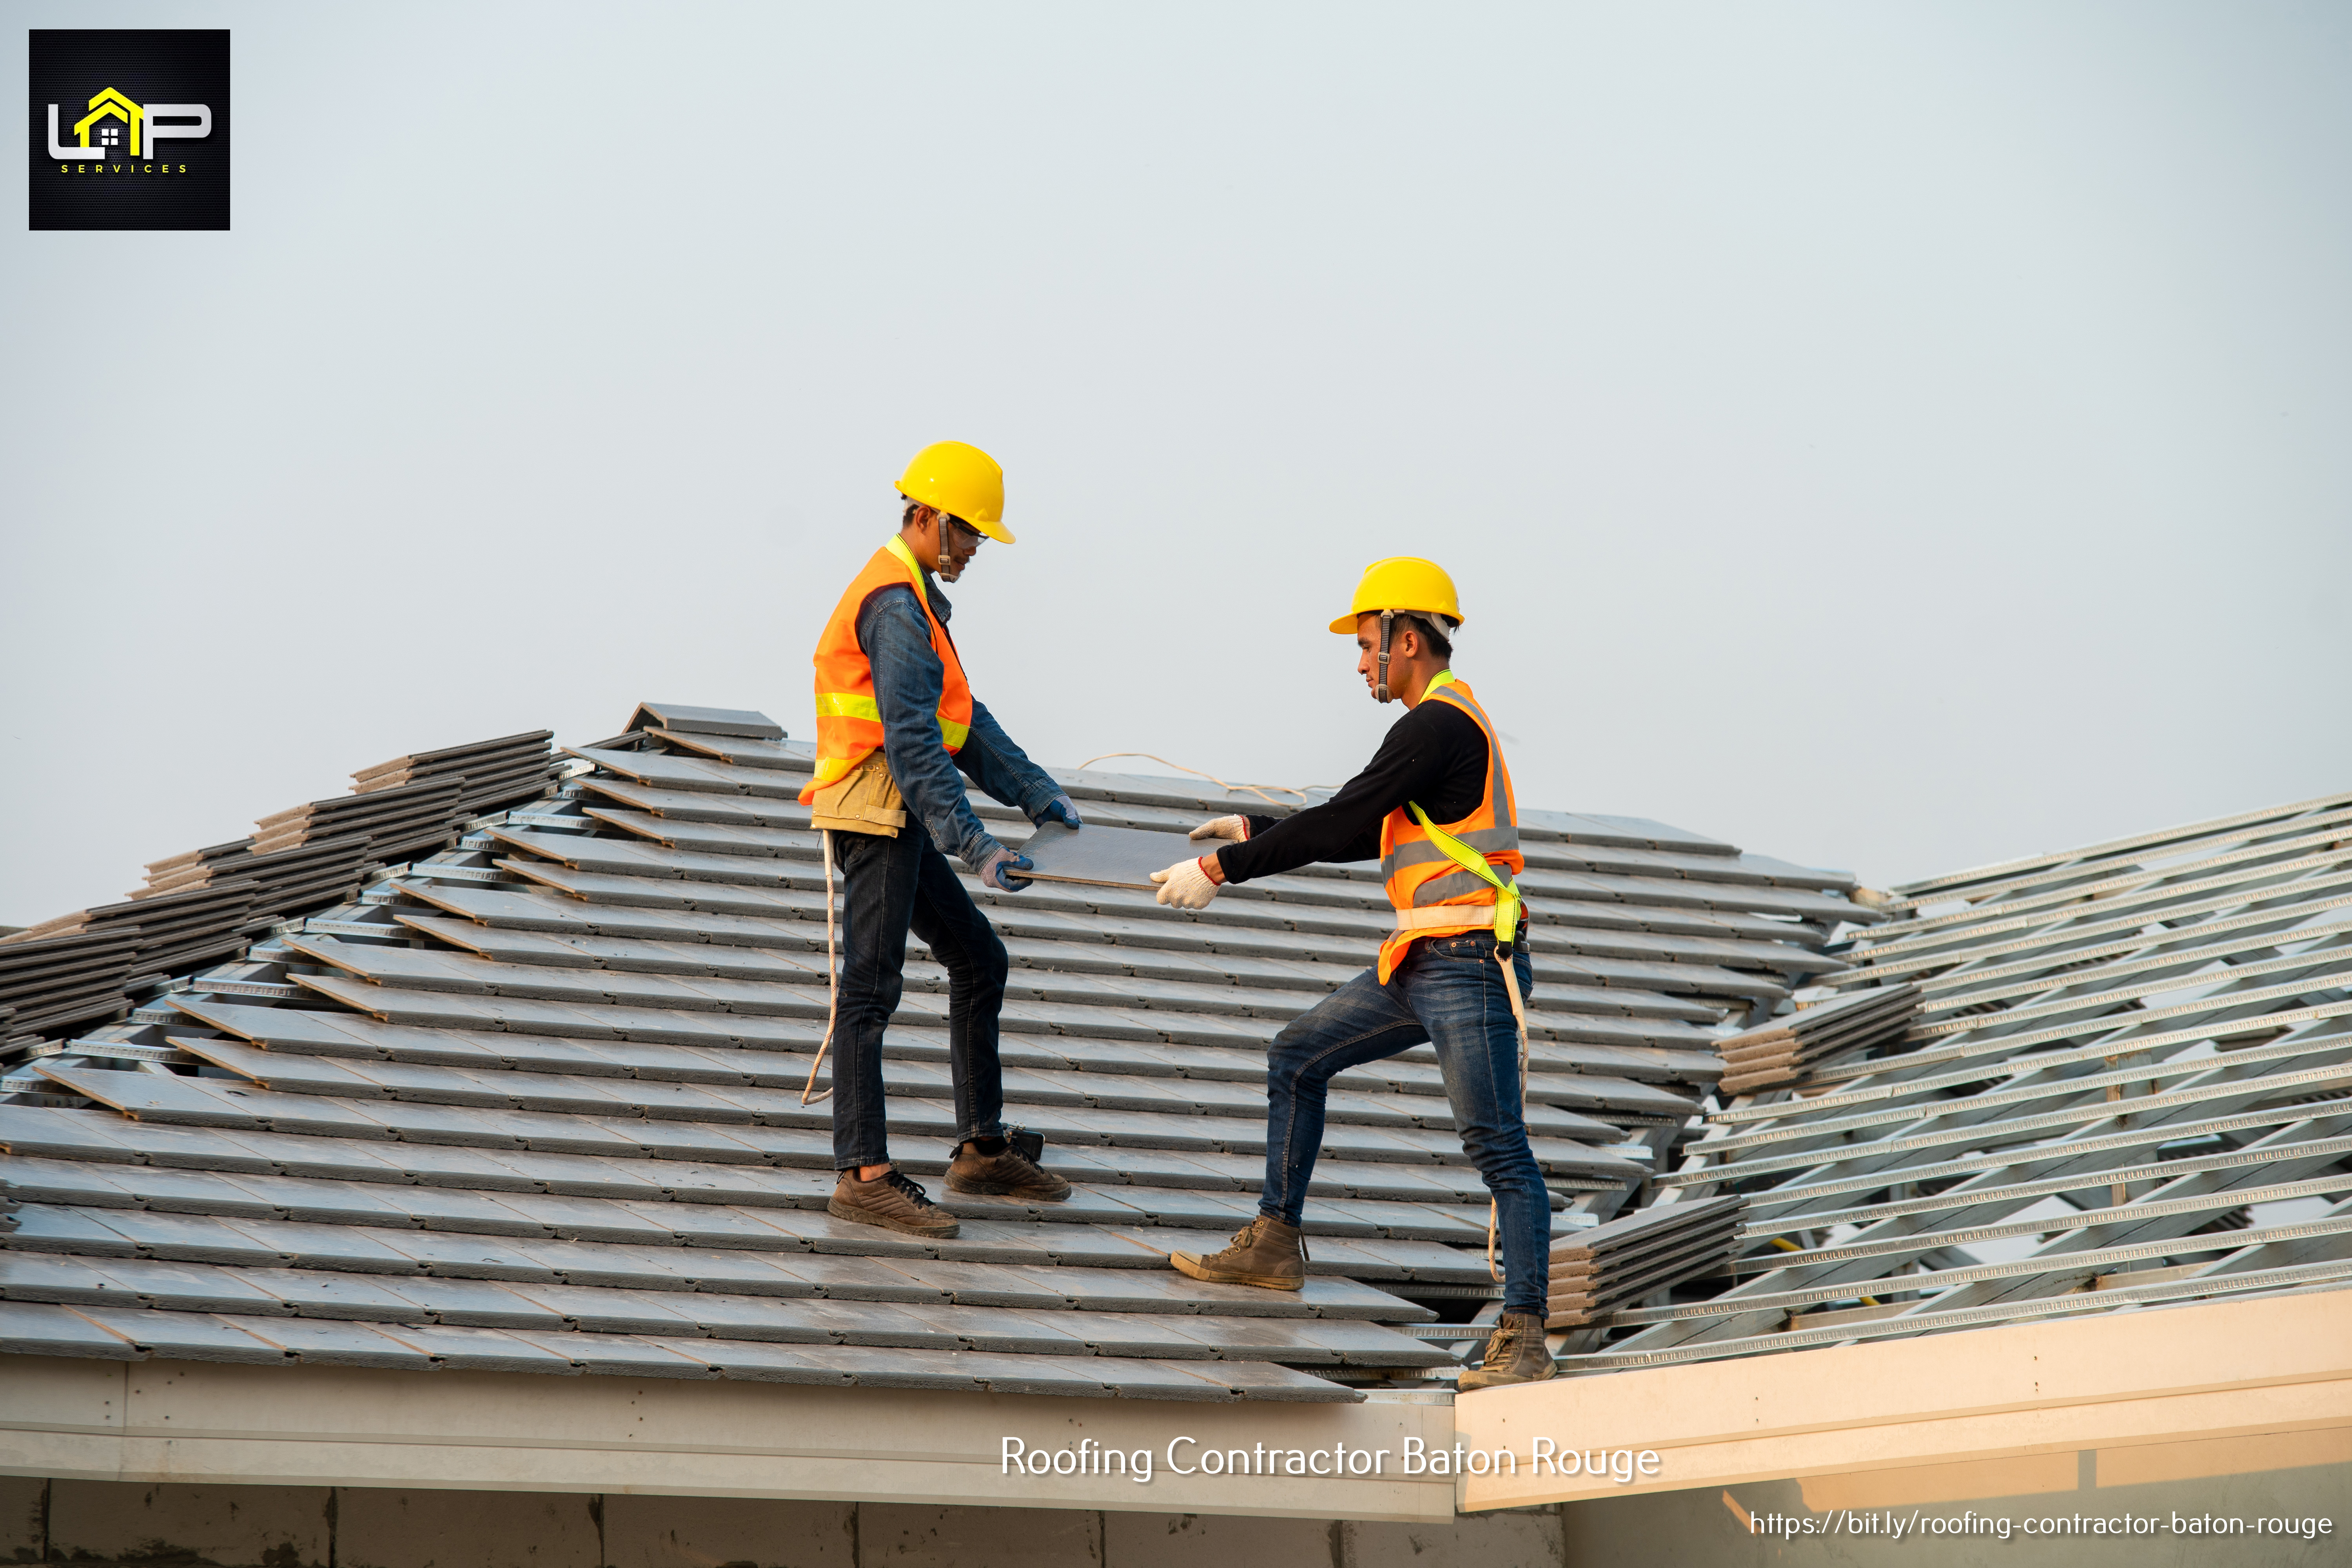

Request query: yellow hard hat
[
  {"left": 1329, "top": 557, "right": 1464, "bottom": 634},
  {"left": 897, "top": 441, "right": 1014, "bottom": 543}
]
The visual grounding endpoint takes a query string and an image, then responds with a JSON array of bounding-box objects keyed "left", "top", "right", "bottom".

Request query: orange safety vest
[
  {"left": 1376, "top": 673, "right": 1523, "bottom": 982},
  {"left": 797, "top": 537, "right": 975, "bottom": 806}
]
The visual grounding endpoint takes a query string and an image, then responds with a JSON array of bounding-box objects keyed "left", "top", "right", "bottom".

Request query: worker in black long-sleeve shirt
[{"left": 1147, "top": 558, "right": 1555, "bottom": 1392}]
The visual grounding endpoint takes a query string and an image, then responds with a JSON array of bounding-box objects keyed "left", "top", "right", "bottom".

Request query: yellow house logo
[
  {"left": 45, "top": 85, "right": 212, "bottom": 167},
  {"left": 29, "top": 28, "right": 229, "bottom": 230}
]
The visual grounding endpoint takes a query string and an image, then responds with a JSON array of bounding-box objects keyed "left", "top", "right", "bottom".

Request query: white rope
[
  {"left": 1073, "top": 752, "right": 1330, "bottom": 808},
  {"left": 1489, "top": 949, "right": 1533, "bottom": 1284},
  {"left": 800, "top": 827, "right": 838, "bottom": 1105}
]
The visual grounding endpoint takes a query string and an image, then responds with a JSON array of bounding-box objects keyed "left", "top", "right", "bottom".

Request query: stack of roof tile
[
  {"left": 0, "top": 733, "right": 569, "bottom": 1052},
  {"left": 1712, "top": 984, "right": 1921, "bottom": 1095},
  {"left": 1544, "top": 1194, "right": 1745, "bottom": 1327},
  {"left": 4, "top": 885, "right": 261, "bottom": 989},
  {"left": 250, "top": 777, "right": 467, "bottom": 866},
  {"left": 0, "top": 931, "right": 148, "bottom": 1036},
  {"left": 138, "top": 840, "right": 260, "bottom": 890},
  {"left": 350, "top": 729, "right": 557, "bottom": 819},
  {"left": 136, "top": 835, "right": 377, "bottom": 927}
]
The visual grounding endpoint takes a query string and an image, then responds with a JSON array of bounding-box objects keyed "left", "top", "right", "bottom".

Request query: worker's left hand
[
  {"left": 1151, "top": 857, "right": 1221, "bottom": 910},
  {"left": 1189, "top": 815, "right": 1249, "bottom": 842},
  {"left": 1036, "top": 795, "right": 1083, "bottom": 831},
  {"left": 979, "top": 849, "right": 1036, "bottom": 893}
]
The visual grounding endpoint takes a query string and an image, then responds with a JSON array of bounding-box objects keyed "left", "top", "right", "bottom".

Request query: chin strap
[
  {"left": 932, "top": 514, "right": 963, "bottom": 583},
  {"left": 1374, "top": 610, "right": 1395, "bottom": 704}
]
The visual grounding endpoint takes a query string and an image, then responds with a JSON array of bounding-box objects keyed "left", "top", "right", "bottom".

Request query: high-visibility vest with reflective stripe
[
  {"left": 1376, "top": 673, "right": 1522, "bottom": 982},
  {"left": 796, "top": 538, "right": 975, "bottom": 807}
]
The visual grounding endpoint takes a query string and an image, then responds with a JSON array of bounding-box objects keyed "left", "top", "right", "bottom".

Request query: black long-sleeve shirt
[{"left": 1215, "top": 698, "right": 1489, "bottom": 885}]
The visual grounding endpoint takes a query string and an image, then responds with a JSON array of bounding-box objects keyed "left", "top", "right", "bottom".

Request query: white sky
[{"left": 4, "top": 3, "right": 2348, "bottom": 924}]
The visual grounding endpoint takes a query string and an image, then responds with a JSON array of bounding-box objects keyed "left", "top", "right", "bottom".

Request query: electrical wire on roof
[{"left": 1073, "top": 753, "right": 1330, "bottom": 809}]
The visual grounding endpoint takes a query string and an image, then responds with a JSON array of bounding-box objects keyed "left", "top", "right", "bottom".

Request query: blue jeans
[
  {"left": 1260, "top": 931, "right": 1549, "bottom": 1314},
  {"left": 827, "top": 821, "right": 1009, "bottom": 1169}
]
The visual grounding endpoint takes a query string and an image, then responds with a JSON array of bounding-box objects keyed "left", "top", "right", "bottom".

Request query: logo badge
[{"left": 29, "top": 29, "right": 230, "bottom": 231}]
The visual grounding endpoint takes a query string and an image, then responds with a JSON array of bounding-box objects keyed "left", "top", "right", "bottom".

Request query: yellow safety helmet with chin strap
[
  {"left": 1329, "top": 557, "right": 1464, "bottom": 633},
  {"left": 1333, "top": 558, "right": 1464, "bottom": 703},
  {"left": 897, "top": 441, "right": 1014, "bottom": 544}
]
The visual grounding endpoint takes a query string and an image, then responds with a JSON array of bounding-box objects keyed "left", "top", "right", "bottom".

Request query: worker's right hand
[
  {"left": 1189, "top": 815, "right": 1250, "bottom": 843},
  {"left": 979, "top": 849, "right": 1035, "bottom": 893},
  {"left": 1151, "top": 857, "right": 1221, "bottom": 910}
]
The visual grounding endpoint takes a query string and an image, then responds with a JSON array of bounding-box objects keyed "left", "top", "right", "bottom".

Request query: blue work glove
[
  {"left": 1036, "top": 795, "right": 1083, "bottom": 831},
  {"left": 979, "top": 848, "right": 1035, "bottom": 893}
]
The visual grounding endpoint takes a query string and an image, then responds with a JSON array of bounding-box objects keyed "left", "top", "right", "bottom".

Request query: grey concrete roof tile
[
  {"left": 377, "top": 1275, "right": 566, "bottom": 1328},
  {"left": 376, "top": 1185, "right": 558, "bottom": 1235},
  {"left": 207, "top": 1170, "right": 414, "bottom": 1225},
  {"left": 652, "top": 1162, "right": 833, "bottom": 1206},
  {"left": 212, "top": 1218, "right": 423, "bottom": 1273},
  {"left": 0, "top": 1106, "right": 148, "bottom": 1164},
  {"left": 657, "top": 1291, "right": 838, "bottom": 1343},
  {"left": 3, "top": 1156, "right": 138, "bottom": 1209},
  {"left": 62, "top": 1206, "right": 271, "bottom": 1264},
  {"left": 782, "top": 1296, "right": 957, "bottom": 1346},
  {"left": 1197, "top": 1360, "right": 1370, "bottom": 1401},
  {"left": 359, "top": 1228, "right": 559, "bottom": 1281},
  {"left": 632, "top": 1335, "right": 851, "bottom": 1385},
  {"left": 0, "top": 1300, "right": 144, "bottom": 1359},
  {"left": 606, "top": 1200, "right": 803, "bottom": 1250},
  {"left": 27, "top": 1065, "right": 257, "bottom": 1129},
  {"left": 1081, "top": 1358, "right": 1242, "bottom": 1401},
  {"left": 234, "top": 1315, "right": 437, "bottom": 1370},
  {"left": 368, "top": 1319, "right": 583, "bottom": 1373},
  {"left": 503, "top": 1327, "right": 718, "bottom": 1377},
  {"left": 392, "top": 915, "right": 602, "bottom": 967},
  {"left": 74, "top": 1305, "right": 290, "bottom": 1363},
  {"left": 236, "top": 1267, "right": 427, "bottom": 1319},
  {"left": 763, "top": 1342, "right": 997, "bottom": 1394},
  {"left": 0, "top": 1252, "right": 154, "bottom": 1307}
]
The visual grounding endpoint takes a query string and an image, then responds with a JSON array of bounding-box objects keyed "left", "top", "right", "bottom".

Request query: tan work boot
[
  {"left": 946, "top": 1140, "right": 1071, "bottom": 1201},
  {"left": 828, "top": 1169, "right": 960, "bottom": 1239},
  {"left": 1169, "top": 1215, "right": 1307, "bottom": 1290},
  {"left": 1457, "top": 1311, "right": 1555, "bottom": 1392}
]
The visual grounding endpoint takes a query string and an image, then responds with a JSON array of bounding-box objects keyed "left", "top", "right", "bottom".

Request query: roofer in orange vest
[
  {"left": 1149, "top": 559, "right": 1555, "bottom": 1391},
  {"left": 800, "top": 441, "right": 1079, "bottom": 1239}
]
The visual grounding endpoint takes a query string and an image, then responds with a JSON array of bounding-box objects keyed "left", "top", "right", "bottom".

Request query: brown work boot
[
  {"left": 828, "top": 1168, "right": 960, "bottom": 1239},
  {"left": 1457, "top": 1311, "right": 1555, "bottom": 1392},
  {"left": 1169, "top": 1215, "right": 1307, "bottom": 1291},
  {"left": 946, "top": 1140, "right": 1071, "bottom": 1201}
]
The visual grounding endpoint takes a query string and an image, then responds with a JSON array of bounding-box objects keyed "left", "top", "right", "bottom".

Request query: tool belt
[{"left": 808, "top": 750, "right": 907, "bottom": 837}]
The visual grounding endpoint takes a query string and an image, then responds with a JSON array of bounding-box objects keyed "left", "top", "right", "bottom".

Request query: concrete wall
[
  {"left": 8, "top": 1466, "right": 2339, "bottom": 1566},
  {"left": 0, "top": 1481, "right": 1567, "bottom": 1568}
]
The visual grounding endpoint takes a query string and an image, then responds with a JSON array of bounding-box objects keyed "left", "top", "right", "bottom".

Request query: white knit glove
[
  {"left": 1189, "top": 815, "right": 1250, "bottom": 843},
  {"left": 1151, "top": 856, "right": 1222, "bottom": 910}
]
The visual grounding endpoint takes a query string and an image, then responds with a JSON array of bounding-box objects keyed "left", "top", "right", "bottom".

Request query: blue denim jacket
[{"left": 856, "top": 578, "right": 1061, "bottom": 870}]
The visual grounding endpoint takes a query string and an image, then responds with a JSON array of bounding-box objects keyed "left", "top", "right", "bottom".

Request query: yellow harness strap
[{"left": 1402, "top": 802, "right": 1532, "bottom": 1286}]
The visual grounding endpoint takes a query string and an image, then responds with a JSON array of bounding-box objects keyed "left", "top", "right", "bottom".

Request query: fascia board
[
  {"left": 0, "top": 1359, "right": 1459, "bottom": 1523},
  {"left": 1455, "top": 1288, "right": 2352, "bottom": 1509}
]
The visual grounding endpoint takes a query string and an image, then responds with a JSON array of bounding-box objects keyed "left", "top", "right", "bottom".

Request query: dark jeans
[
  {"left": 1259, "top": 931, "right": 1550, "bottom": 1314},
  {"left": 827, "top": 822, "right": 1008, "bottom": 1169}
]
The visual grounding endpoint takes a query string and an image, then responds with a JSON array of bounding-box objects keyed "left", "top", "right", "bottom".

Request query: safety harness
[{"left": 1403, "top": 803, "right": 1533, "bottom": 1285}]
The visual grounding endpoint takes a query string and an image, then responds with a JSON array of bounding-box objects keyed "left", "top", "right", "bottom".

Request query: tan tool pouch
[{"left": 808, "top": 751, "right": 908, "bottom": 837}]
